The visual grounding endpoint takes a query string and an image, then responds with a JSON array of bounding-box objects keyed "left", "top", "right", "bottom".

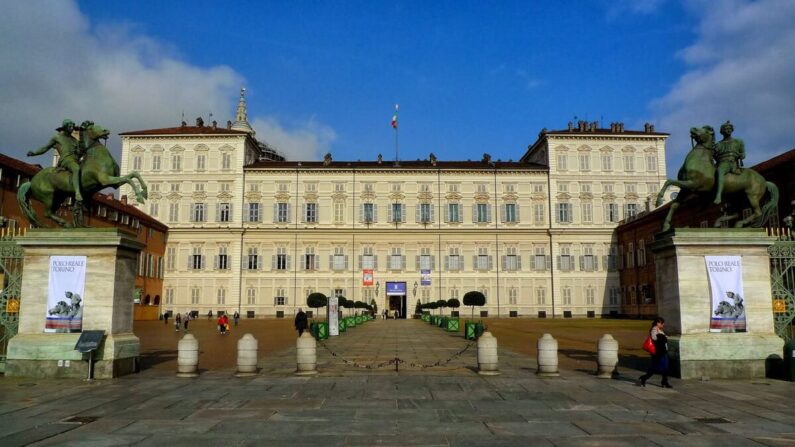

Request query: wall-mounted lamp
[
  {"left": 375, "top": 281, "right": 380, "bottom": 296},
  {"left": 413, "top": 281, "right": 418, "bottom": 297}
]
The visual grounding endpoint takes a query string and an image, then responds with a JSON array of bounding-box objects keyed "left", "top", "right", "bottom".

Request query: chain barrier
[{"left": 316, "top": 339, "right": 476, "bottom": 370}]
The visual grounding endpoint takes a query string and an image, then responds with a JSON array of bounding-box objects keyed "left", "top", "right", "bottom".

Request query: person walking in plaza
[
  {"left": 217, "top": 314, "right": 227, "bottom": 334},
  {"left": 222, "top": 314, "right": 230, "bottom": 333},
  {"left": 295, "top": 308, "right": 308, "bottom": 337},
  {"left": 163, "top": 312, "right": 169, "bottom": 326},
  {"left": 174, "top": 313, "right": 181, "bottom": 332},
  {"left": 207, "top": 310, "right": 213, "bottom": 321},
  {"left": 639, "top": 317, "right": 672, "bottom": 388},
  {"left": 233, "top": 311, "right": 240, "bottom": 327},
  {"left": 183, "top": 312, "right": 191, "bottom": 332}
]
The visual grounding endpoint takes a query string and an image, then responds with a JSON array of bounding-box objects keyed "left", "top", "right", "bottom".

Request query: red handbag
[{"left": 642, "top": 336, "right": 656, "bottom": 355}]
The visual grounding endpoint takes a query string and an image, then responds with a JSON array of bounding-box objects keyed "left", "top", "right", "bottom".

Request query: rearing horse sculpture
[
  {"left": 17, "top": 123, "right": 148, "bottom": 227},
  {"left": 655, "top": 125, "right": 777, "bottom": 232}
]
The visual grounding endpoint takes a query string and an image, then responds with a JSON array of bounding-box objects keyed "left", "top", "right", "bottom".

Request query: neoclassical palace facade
[{"left": 120, "top": 96, "right": 668, "bottom": 318}]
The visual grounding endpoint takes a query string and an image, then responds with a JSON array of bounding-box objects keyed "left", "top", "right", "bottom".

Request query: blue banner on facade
[
  {"left": 421, "top": 269, "right": 431, "bottom": 286},
  {"left": 386, "top": 282, "right": 406, "bottom": 296}
]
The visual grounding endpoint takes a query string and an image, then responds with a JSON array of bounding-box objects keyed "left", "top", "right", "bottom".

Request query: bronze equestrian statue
[
  {"left": 655, "top": 125, "right": 777, "bottom": 232},
  {"left": 18, "top": 120, "right": 147, "bottom": 227}
]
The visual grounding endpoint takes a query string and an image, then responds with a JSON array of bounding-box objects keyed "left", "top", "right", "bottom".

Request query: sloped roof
[
  {"left": 119, "top": 126, "right": 250, "bottom": 136},
  {"left": 246, "top": 159, "right": 548, "bottom": 171}
]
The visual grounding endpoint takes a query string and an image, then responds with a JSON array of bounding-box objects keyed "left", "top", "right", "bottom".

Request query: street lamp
[
  {"left": 413, "top": 281, "right": 418, "bottom": 298},
  {"left": 375, "top": 281, "right": 380, "bottom": 296}
]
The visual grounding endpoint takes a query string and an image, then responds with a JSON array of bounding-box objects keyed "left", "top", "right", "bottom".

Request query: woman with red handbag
[{"left": 638, "top": 317, "right": 672, "bottom": 388}]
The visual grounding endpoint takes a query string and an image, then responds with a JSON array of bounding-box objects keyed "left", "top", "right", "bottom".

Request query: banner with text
[
  {"left": 421, "top": 269, "right": 431, "bottom": 286},
  {"left": 705, "top": 256, "right": 746, "bottom": 333},
  {"left": 362, "top": 269, "right": 373, "bottom": 286},
  {"left": 328, "top": 296, "right": 339, "bottom": 336},
  {"left": 45, "top": 256, "right": 86, "bottom": 333}
]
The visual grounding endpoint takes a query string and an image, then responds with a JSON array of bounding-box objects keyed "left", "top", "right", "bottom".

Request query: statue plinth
[
  {"left": 650, "top": 228, "right": 782, "bottom": 379},
  {"left": 5, "top": 228, "right": 143, "bottom": 379}
]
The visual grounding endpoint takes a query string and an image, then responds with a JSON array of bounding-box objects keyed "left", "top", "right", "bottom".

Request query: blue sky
[{"left": 2, "top": 1, "right": 795, "bottom": 175}]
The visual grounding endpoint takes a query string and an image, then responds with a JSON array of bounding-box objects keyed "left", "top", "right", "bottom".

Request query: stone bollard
[
  {"left": 537, "top": 333, "right": 560, "bottom": 377},
  {"left": 295, "top": 332, "right": 318, "bottom": 375},
  {"left": 596, "top": 334, "right": 619, "bottom": 378},
  {"left": 235, "top": 333, "right": 258, "bottom": 377},
  {"left": 477, "top": 331, "right": 500, "bottom": 376},
  {"left": 176, "top": 333, "right": 199, "bottom": 378}
]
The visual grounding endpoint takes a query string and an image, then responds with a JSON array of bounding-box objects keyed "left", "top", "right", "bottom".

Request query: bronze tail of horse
[
  {"left": 16, "top": 181, "right": 41, "bottom": 227},
  {"left": 757, "top": 181, "right": 779, "bottom": 227}
]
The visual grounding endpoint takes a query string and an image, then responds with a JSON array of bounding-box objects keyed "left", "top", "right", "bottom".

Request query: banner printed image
[
  {"left": 705, "top": 255, "right": 746, "bottom": 333},
  {"left": 45, "top": 256, "right": 87, "bottom": 333}
]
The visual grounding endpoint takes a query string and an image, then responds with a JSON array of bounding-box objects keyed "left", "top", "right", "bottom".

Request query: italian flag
[{"left": 391, "top": 104, "right": 399, "bottom": 129}]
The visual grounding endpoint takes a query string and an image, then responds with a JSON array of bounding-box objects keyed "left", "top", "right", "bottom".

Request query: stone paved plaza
[{"left": 1, "top": 319, "right": 795, "bottom": 446}]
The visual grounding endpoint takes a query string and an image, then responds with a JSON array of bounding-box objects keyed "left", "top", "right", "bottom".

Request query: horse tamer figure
[
  {"left": 655, "top": 125, "right": 778, "bottom": 232},
  {"left": 18, "top": 120, "right": 147, "bottom": 227}
]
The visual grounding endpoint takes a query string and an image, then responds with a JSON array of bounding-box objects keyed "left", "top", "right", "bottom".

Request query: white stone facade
[{"left": 120, "top": 120, "right": 667, "bottom": 319}]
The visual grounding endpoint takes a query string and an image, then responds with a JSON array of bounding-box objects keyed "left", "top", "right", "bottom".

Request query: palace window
[
  {"left": 533, "top": 247, "right": 549, "bottom": 271},
  {"left": 332, "top": 247, "right": 347, "bottom": 271},
  {"left": 165, "top": 287, "right": 174, "bottom": 304},
  {"left": 191, "top": 203, "right": 205, "bottom": 222},
  {"left": 246, "top": 288, "right": 256, "bottom": 305},
  {"left": 534, "top": 203, "right": 545, "bottom": 225},
  {"left": 625, "top": 203, "right": 638, "bottom": 219},
  {"left": 389, "top": 247, "right": 404, "bottom": 270},
  {"left": 601, "top": 154, "right": 612, "bottom": 171},
  {"left": 217, "top": 288, "right": 226, "bottom": 305},
  {"left": 151, "top": 155, "right": 161, "bottom": 171},
  {"left": 168, "top": 203, "right": 179, "bottom": 222},
  {"left": 558, "top": 245, "right": 574, "bottom": 271},
  {"left": 389, "top": 203, "right": 405, "bottom": 223},
  {"left": 586, "top": 287, "right": 595, "bottom": 305},
  {"left": 556, "top": 154, "right": 567, "bottom": 170},
  {"left": 274, "top": 289, "right": 286, "bottom": 306},
  {"left": 133, "top": 155, "right": 142, "bottom": 171},
  {"left": 361, "top": 247, "right": 377, "bottom": 269},
  {"left": 274, "top": 247, "right": 288, "bottom": 270},
  {"left": 509, "top": 288, "right": 518, "bottom": 305},
  {"left": 191, "top": 287, "right": 200, "bottom": 305},
  {"left": 418, "top": 203, "right": 433, "bottom": 223},
  {"left": 218, "top": 203, "right": 231, "bottom": 222},
  {"left": 606, "top": 203, "right": 619, "bottom": 223},
  {"left": 419, "top": 247, "right": 433, "bottom": 270},
  {"left": 447, "top": 247, "right": 461, "bottom": 271},
  {"left": 447, "top": 203, "right": 461, "bottom": 223},
  {"left": 556, "top": 203, "right": 572, "bottom": 223},
  {"left": 276, "top": 202, "right": 290, "bottom": 223},
  {"left": 562, "top": 287, "right": 572, "bottom": 305},
  {"left": 503, "top": 203, "right": 518, "bottom": 223},
  {"left": 579, "top": 154, "right": 590, "bottom": 171},
  {"left": 166, "top": 247, "right": 176, "bottom": 270},
  {"left": 216, "top": 246, "right": 229, "bottom": 270},
  {"left": 532, "top": 183, "right": 544, "bottom": 193},
  {"left": 623, "top": 155, "right": 635, "bottom": 171},
  {"left": 334, "top": 201, "right": 345, "bottom": 223},
  {"left": 503, "top": 246, "right": 520, "bottom": 271},
  {"left": 646, "top": 155, "right": 657, "bottom": 171},
  {"left": 476, "top": 247, "right": 491, "bottom": 270},
  {"left": 475, "top": 203, "right": 491, "bottom": 223},
  {"left": 609, "top": 287, "right": 621, "bottom": 305},
  {"left": 196, "top": 154, "right": 206, "bottom": 171},
  {"left": 149, "top": 202, "right": 159, "bottom": 217},
  {"left": 362, "top": 203, "right": 376, "bottom": 223},
  {"left": 246, "top": 203, "right": 260, "bottom": 222},
  {"left": 171, "top": 154, "right": 182, "bottom": 171},
  {"left": 304, "top": 202, "right": 317, "bottom": 223},
  {"left": 581, "top": 203, "right": 593, "bottom": 223},
  {"left": 303, "top": 247, "right": 317, "bottom": 271},
  {"left": 247, "top": 247, "right": 260, "bottom": 270},
  {"left": 222, "top": 153, "right": 232, "bottom": 169},
  {"left": 581, "top": 245, "right": 597, "bottom": 271},
  {"left": 536, "top": 287, "right": 546, "bottom": 304}
]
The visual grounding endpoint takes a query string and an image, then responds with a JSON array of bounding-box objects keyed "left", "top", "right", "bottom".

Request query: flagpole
[{"left": 394, "top": 104, "right": 399, "bottom": 164}]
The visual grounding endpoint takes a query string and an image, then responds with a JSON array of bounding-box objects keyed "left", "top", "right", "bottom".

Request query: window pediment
[
  {"left": 245, "top": 191, "right": 262, "bottom": 201},
  {"left": 275, "top": 192, "right": 291, "bottom": 201},
  {"left": 556, "top": 193, "right": 572, "bottom": 200}
]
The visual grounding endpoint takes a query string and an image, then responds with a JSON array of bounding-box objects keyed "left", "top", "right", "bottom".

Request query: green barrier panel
[
  {"left": 447, "top": 319, "right": 460, "bottom": 332},
  {"left": 355, "top": 315, "right": 363, "bottom": 325},
  {"left": 317, "top": 322, "right": 329, "bottom": 340},
  {"left": 421, "top": 313, "right": 430, "bottom": 322},
  {"left": 347, "top": 316, "right": 356, "bottom": 327},
  {"left": 438, "top": 317, "right": 446, "bottom": 328},
  {"left": 464, "top": 321, "right": 476, "bottom": 340},
  {"left": 310, "top": 322, "right": 319, "bottom": 339},
  {"left": 339, "top": 318, "right": 346, "bottom": 332},
  {"left": 475, "top": 322, "right": 485, "bottom": 339}
]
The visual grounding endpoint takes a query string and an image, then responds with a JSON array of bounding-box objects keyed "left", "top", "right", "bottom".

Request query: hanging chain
[{"left": 316, "top": 339, "right": 476, "bottom": 370}]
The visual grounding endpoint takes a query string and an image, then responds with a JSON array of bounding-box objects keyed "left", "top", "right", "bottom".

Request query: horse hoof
[{"left": 713, "top": 198, "right": 721, "bottom": 205}]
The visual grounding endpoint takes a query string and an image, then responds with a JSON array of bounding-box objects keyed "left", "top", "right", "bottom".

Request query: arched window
[{"left": 144, "top": 294, "right": 151, "bottom": 305}]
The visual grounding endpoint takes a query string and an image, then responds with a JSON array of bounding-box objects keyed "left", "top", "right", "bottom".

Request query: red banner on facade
[{"left": 363, "top": 269, "right": 373, "bottom": 286}]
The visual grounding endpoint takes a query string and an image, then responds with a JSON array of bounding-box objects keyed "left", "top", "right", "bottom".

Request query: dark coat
[{"left": 295, "top": 311, "right": 308, "bottom": 331}]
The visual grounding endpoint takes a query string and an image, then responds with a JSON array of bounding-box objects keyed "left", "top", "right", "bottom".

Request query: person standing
[
  {"left": 217, "top": 314, "right": 226, "bottom": 334},
  {"left": 164, "top": 312, "right": 169, "bottom": 326},
  {"left": 183, "top": 313, "right": 191, "bottom": 332},
  {"left": 295, "top": 308, "right": 308, "bottom": 337},
  {"left": 174, "top": 313, "right": 182, "bottom": 332},
  {"left": 233, "top": 311, "right": 240, "bottom": 327},
  {"left": 639, "top": 317, "right": 672, "bottom": 388}
]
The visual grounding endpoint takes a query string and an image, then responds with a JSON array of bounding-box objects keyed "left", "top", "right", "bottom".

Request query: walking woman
[{"left": 639, "top": 317, "right": 672, "bottom": 388}]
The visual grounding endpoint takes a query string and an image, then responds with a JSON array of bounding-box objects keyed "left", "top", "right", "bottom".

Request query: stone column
[
  {"left": 649, "top": 228, "right": 782, "bottom": 379},
  {"left": 6, "top": 228, "right": 143, "bottom": 379}
]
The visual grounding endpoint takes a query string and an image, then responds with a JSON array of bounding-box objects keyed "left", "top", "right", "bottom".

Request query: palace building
[{"left": 119, "top": 91, "right": 668, "bottom": 319}]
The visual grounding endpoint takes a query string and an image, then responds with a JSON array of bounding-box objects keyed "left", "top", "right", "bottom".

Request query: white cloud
[
  {"left": 653, "top": 0, "right": 795, "bottom": 170},
  {"left": 251, "top": 116, "right": 336, "bottom": 161},
  {"left": 606, "top": 0, "right": 667, "bottom": 18},
  {"left": 0, "top": 1, "right": 334, "bottom": 163}
]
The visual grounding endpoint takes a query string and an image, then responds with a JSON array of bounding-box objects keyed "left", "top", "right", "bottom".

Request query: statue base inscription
[
  {"left": 650, "top": 228, "right": 783, "bottom": 379},
  {"left": 5, "top": 229, "right": 143, "bottom": 379}
]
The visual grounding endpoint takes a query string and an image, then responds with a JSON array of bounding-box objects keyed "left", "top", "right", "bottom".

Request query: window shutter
[
  {"left": 273, "top": 204, "right": 278, "bottom": 223},
  {"left": 445, "top": 256, "right": 450, "bottom": 270},
  {"left": 546, "top": 255, "right": 552, "bottom": 270},
  {"left": 329, "top": 254, "right": 334, "bottom": 269},
  {"left": 430, "top": 204, "right": 434, "bottom": 223},
  {"left": 415, "top": 255, "right": 420, "bottom": 270},
  {"left": 594, "top": 256, "right": 599, "bottom": 271},
  {"left": 517, "top": 255, "right": 522, "bottom": 270},
  {"left": 555, "top": 205, "right": 560, "bottom": 223},
  {"left": 602, "top": 255, "right": 608, "bottom": 270},
  {"left": 301, "top": 204, "right": 307, "bottom": 223},
  {"left": 344, "top": 255, "right": 348, "bottom": 269},
  {"left": 387, "top": 205, "right": 393, "bottom": 223},
  {"left": 372, "top": 204, "right": 378, "bottom": 223},
  {"left": 359, "top": 204, "right": 364, "bottom": 223},
  {"left": 258, "top": 255, "right": 264, "bottom": 270},
  {"left": 401, "top": 255, "right": 406, "bottom": 269},
  {"left": 314, "top": 255, "right": 319, "bottom": 271},
  {"left": 430, "top": 255, "right": 435, "bottom": 269},
  {"left": 401, "top": 204, "right": 406, "bottom": 222},
  {"left": 228, "top": 204, "right": 233, "bottom": 222},
  {"left": 514, "top": 203, "right": 520, "bottom": 223},
  {"left": 415, "top": 204, "right": 421, "bottom": 223},
  {"left": 556, "top": 256, "right": 561, "bottom": 270},
  {"left": 215, "top": 203, "right": 220, "bottom": 222},
  {"left": 286, "top": 255, "right": 291, "bottom": 270},
  {"left": 500, "top": 205, "right": 506, "bottom": 223},
  {"left": 487, "top": 205, "right": 492, "bottom": 223},
  {"left": 501, "top": 255, "right": 506, "bottom": 269},
  {"left": 243, "top": 204, "right": 249, "bottom": 222},
  {"left": 213, "top": 255, "right": 219, "bottom": 269},
  {"left": 579, "top": 256, "right": 584, "bottom": 270},
  {"left": 272, "top": 255, "right": 277, "bottom": 270},
  {"left": 488, "top": 256, "right": 493, "bottom": 270},
  {"left": 358, "top": 255, "right": 363, "bottom": 269},
  {"left": 287, "top": 204, "right": 292, "bottom": 223},
  {"left": 472, "top": 204, "right": 477, "bottom": 223},
  {"left": 473, "top": 255, "right": 478, "bottom": 269},
  {"left": 300, "top": 255, "right": 305, "bottom": 270}
]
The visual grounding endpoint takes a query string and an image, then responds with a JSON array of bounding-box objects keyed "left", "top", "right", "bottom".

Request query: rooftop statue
[
  {"left": 18, "top": 120, "right": 148, "bottom": 227},
  {"left": 655, "top": 124, "right": 777, "bottom": 232}
]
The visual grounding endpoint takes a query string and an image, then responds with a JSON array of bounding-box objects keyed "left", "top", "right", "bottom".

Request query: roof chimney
[
  {"left": 578, "top": 120, "right": 586, "bottom": 132},
  {"left": 567, "top": 121, "right": 573, "bottom": 131},
  {"left": 120, "top": 195, "right": 128, "bottom": 205}
]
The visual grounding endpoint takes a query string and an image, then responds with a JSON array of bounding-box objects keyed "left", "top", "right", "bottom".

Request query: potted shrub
[{"left": 463, "top": 291, "right": 486, "bottom": 319}]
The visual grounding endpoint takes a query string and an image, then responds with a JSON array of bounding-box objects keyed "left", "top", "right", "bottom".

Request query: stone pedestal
[
  {"left": 6, "top": 229, "right": 143, "bottom": 379},
  {"left": 650, "top": 228, "right": 782, "bottom": 379}
]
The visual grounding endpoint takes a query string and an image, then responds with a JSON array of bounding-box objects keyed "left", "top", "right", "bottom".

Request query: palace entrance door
[{"left": 386, "top": 282, "right": 407, "bottom": 319}]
